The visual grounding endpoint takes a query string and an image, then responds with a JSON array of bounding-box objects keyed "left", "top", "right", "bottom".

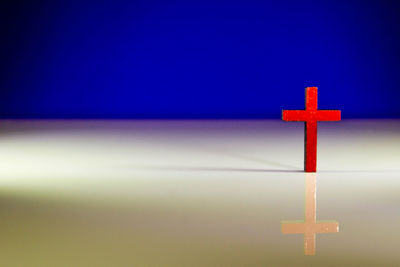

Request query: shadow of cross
[{"left": 281, "top": 173, "right": 339, "bottom": 255}]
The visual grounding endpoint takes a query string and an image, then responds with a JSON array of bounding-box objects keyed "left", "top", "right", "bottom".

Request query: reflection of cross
[
  {"left": 282, "top": 87, "right": 341, "bottom": 172},
  {"left": 281, "top": 174, "right": 339, "bottom": 255}
]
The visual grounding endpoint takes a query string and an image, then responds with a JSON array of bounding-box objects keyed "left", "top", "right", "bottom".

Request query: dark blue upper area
[{"left": 1, "top": 0, "right": 399, "bottom": 118}]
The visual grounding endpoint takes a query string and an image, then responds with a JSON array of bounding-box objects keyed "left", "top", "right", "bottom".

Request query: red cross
[{"left": 282, "top": 87, "right": 341, "bottom": 172}]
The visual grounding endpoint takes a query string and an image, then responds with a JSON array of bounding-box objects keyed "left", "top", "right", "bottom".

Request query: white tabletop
[{"left": 0, "top": 119, "right": 398, "bottom": 266}]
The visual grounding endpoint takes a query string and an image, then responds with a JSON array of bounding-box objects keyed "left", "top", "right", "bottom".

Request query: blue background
[{"left": 1, "top": 0, "right": 399, "bottom": 118}]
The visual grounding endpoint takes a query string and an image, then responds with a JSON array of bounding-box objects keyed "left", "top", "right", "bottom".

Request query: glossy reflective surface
[{"left": 0, "top": 120, "right": 398, "bottom": 266}]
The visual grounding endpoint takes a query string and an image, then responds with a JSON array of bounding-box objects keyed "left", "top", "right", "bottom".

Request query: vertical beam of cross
[
  {"left": 282, "top": 87, "right": 341, "bottom": 172},
  {"left": 281, "top": 173, "right": 339, "bottom": 255}
]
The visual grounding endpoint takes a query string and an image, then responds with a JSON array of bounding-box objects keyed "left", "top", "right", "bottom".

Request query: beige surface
[{"left": 0, "top": 119, "right": 399, "bottom": 266}]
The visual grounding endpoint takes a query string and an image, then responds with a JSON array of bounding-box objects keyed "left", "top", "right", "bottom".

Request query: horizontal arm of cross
[
  {"left": 316, "top": 110, "right": 341, "bottom": 121},
  {"left": 282, "top": 110, "right": 341, "bottom": 122},
  {"left": 282, "top": 110, "right": 308, "bottom": 121}
]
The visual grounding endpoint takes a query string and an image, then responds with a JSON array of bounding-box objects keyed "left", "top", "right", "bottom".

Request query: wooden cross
[
  {"left": 281, "top": 174, "right": 339, "bottom": 255},
  {"left": 282, "top": 87, "right": 341, "bottom": 172}
]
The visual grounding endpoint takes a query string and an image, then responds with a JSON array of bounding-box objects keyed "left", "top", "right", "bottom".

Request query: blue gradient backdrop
[{"left": 1, "top": 0, "right": 399, "bottom": 118}]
